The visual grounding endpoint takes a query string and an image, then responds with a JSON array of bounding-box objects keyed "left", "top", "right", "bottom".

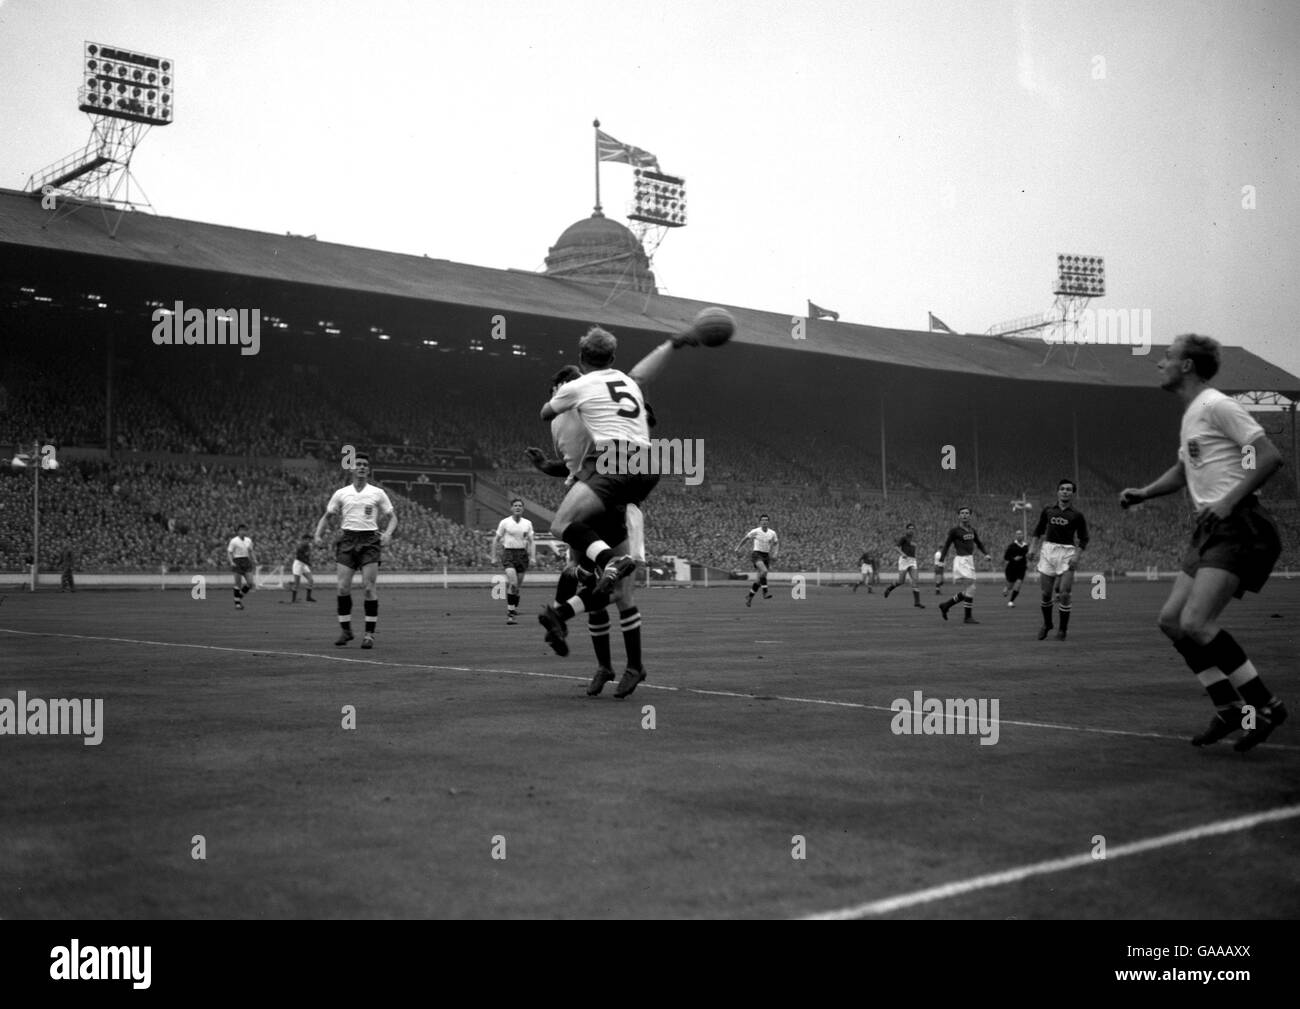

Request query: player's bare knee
[{"left": 1058, "top": 591, "right": 1072, "bottom": 608}]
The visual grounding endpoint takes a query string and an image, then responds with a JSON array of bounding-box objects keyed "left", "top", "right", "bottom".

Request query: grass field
[{"left": 1, "top": 578, "right": 1297, "bottom": 920}]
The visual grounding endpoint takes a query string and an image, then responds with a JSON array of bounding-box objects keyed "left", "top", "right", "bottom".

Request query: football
[{"left": 692, "top": 307, "right": 736, "bottom": 347}]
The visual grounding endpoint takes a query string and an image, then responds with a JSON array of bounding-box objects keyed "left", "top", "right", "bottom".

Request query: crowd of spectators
[{"left": 5, "top": 335, "right": 1299, "bottom": 576}]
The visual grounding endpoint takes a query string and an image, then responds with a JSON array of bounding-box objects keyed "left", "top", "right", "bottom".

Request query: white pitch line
[
  {"left": 802, "top": 803, "right": 1300, "bottom": 919},
  {"left": 2, "top": 627, "right": 1298, "bottom": 749}
]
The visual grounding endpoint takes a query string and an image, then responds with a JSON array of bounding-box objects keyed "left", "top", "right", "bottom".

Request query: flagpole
[{"left": 593, "top": 118, "right": 602, "bottom": 216}]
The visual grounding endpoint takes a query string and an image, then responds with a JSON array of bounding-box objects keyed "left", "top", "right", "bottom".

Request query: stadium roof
[{"left": 3, "top": 187, "right": 1297, "bottom": 395}]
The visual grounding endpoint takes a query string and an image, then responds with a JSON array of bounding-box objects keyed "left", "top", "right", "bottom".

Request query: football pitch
[{"left": 1, "top": 579, "right": 1297, "bottom": 920}]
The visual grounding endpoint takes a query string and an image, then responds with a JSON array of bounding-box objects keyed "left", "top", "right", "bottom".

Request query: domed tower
[{"left": 544, "top": 212, "right": 657, "bottom": 293}]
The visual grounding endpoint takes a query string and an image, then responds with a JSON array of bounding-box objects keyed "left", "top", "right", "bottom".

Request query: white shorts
[
  {"left": 1037, "top": 543, "right": 1076, "bottom": 578},
  {"left": 952, "top": 555, "right": 977, "bottom": 581},
  {"left": 292, "top": 560, "right": 311, "bottom": 576},
  {"left": 861, "top": 563, "right": 873, "bottom": 576},
  {"left": 625, "top": 504, "right": 645, "bottom": 563},
  {"left": 898, "top": 556, "right": 917, "bottom": 572}
]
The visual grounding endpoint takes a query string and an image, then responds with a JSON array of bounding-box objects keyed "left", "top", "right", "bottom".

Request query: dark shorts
[
  {"left": 336, "top": 530, "right": 382, "bottom": 570},
  {"left": 1180, "top": 496, "right": 1281, "bottom": 597},
  {"left": 1005, "top": 562, "right": 1027, "bottom": 582},
  {"left": 751, "top": 551, "right": 771, "bottom": 568},
  {"left": 934, "top": 566, "right": 944, "bottom": 578},
  {"left": 232, "top": 558, "right": 252, "bottom": 575},
  {"left": 502, "top": 548, "right": 529, "bottom": 573},
  {"left": 576, "top": 444, "right": 660, "bottom": 509}
]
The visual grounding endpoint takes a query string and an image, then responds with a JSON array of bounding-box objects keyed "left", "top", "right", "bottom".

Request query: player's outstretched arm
[
  {"left": 628, "top": 340, "right": 680, "bottom": 387},
  {"left": 1120, "top": 461, "right": 1186, "bottom": 508},
  {"left": 524, "top": 447, "right": 569, "bottom": 478},
  {"left": 313, "top": 512, "right": 332, "bottom": 545}
]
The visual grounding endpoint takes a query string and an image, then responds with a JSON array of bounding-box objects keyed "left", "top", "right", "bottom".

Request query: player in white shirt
[
  {"left": 314, "top": 453, "right": 397, "bottom": 649},
  {"left": 736, "top": 516, "right": 779, "bottom": 606},
  {"left": 491, "top": 498, "right": 535, "bottom": 625},
  {"left": 226, "top": 524, "right": 258, "bottom": 610},
  {"left": 1120, "top": 334, "right": 1286, "bottom": 750},
  {"left": 527, "top": 364, "right": 651, "bottom": 695},
  {"left": 536, "top": 325, "right": 697, "bottom": 698}
]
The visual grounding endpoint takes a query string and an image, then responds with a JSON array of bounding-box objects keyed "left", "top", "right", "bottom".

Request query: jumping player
[
  {"left": 938, "top": 507, "right": 991, "bottom": 624},
  {"left": 527, "top": 365, "right": 647, "bottom": 695},
  {"left": 738, "top": 516, "right": 778, "bottom": 606},
  {"left": 882, "top": 523, "right": 925, "bottom": 607},
  {"left": 1002, "top": 529, "right": 1029, "bottom": 606},
  {"left": 227, "top": 524, "right": 257, "bottom": 610},
  {"left": 314, "top": 454, "right": 397, "bottom": 649},
  {"left": 537, "top": 325, "right": 695, "bottom": 697},
  {"left": 1120, "top": 333, "right": 1286, "bottom": 751},
  {"left": 1028, "top": 479, "right": 1090, "bottom": 639},
  {"left": 491, "top": 498, "right": 535, "bottom": 625}
]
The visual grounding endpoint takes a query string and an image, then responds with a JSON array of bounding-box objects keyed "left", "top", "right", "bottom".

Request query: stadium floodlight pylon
[
  {"left": 985, "top": 253, "right": 1106, "bottom": 368},
  {"left": 25, "top": 42, "right": 175, "bottom": 237}
]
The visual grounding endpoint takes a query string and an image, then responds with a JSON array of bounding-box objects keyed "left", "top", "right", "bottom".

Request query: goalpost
[{"left": 255, "top": 563, "right": 286, "bottom": 590}]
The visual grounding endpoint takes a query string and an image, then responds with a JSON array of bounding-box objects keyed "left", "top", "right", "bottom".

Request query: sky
[{"left": 2, "top": 0, "right": 1297, "bottom": 379}]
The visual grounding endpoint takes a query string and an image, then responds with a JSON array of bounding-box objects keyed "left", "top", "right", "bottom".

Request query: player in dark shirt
[
  {"left": 938, "top": 507, "right": 991, "bottom": 623},
  {"left": 1028, "top": 479, "right": 1090, "bottom": 640},
  {"left": 291, "top": 533, "right": 316, "bottom": 603},
  {"left": 851, "top": 550, "right": 875, "bottom": 592},
  {"left": 882, "top": 523, "right": 925, "bottom": 607},
  {"left": 1002, "top": 530, "right": 1029, "bottom": 606}
]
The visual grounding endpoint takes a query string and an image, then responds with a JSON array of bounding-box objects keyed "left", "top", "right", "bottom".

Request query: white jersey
[
  {"left": 747, "top": 527, "right": 779, "bottom": 553},
  {"left": 496, "top": 516, "right": 534, "bottom": 549},
  {"left": 1178, "top": 388, "right": 1266, "bottom": 511},
  {"left": 934, "top": 551, "right": 944, "bottom": 565},
  {"left": 227, "top": 535, "right": 253, "bottom": 559},
  {"left": 548, "top": 368, "right": 651, "bottom": 446},
  {"left": 552, "top": 409, "right": 593, "bottom": 478},
  {"left": 327, "top": 482, "right": 395, "bottom": 531}
]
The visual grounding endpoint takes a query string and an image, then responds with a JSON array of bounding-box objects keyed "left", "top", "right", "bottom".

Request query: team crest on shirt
[{"left": 365, "top": 504, "right": 374, "bottom": 516}]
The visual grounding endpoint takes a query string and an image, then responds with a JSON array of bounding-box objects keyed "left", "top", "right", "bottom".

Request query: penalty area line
[{"left": 801, "top": 803, "right": 1300, "bottom": 919}]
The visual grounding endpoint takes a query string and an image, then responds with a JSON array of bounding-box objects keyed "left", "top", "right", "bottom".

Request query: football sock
[
  {"left": 883, "top": 584, "right": 893, "bottom": 597},
  {"left": 588, "top": 610, "right": 612, "bottom": 668},
  {"left": 1206, "top": 630, "right": 1275, "bottom": 708},
  {"left": 620, "top": 607, "right": 643, "bottom": 668},
  {"left": 1040, "top": 602, "right": 1054, "bottom": 628},
  {"left": 1058, "top": 606, "right": 1071, "bottom": 633},
  {"left": 338, "top": 594, "right": 353, "bottom": 629},
  {"left": 507, "top": 591, "right": 519, "bottom": 614},
  {"left": 234, "top": 586, "right": 241, "bottom": 602},
  {"left": 561, "top": 523, "right": 614, "bottom": 570},
  {"left": 1197, "top": 669, "right": 1242, "bottom": 711},
  {"left": 912, "top": 590, "right": 920, "bottom": 604},
  {"left": 364, "top": 599, "right": 377, "bottom": 634},
  {"left": 1010, "top": 589, "right": 1019, "bottom": 602},
  {"left": 1172, "top": 636, "right": 1215, "bottom": 674}
]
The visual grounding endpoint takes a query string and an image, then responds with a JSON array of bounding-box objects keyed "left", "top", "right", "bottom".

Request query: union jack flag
[{"left": 597, "top": 129, "right": 659, "bottom": 170}]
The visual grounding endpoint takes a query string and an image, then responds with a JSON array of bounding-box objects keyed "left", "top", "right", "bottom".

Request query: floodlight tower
[
  {"left": 626, "top": 168, "right": 687, "bottom": 260},
  {"left": 26, "top": 42, "right": 175, "bottom": 236},
  {"left": 1043, "top": 254, "right": 1105, "bottom": 364}
]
